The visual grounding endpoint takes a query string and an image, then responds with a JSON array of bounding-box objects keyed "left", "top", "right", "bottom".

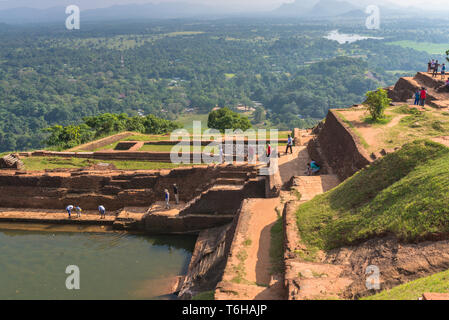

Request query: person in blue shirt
[
  {"left": 306, "top": 161, "right": 321, "bottom": 176},
  {"left": 66, "top": 205, "right": 74, "bottom": 218},
  {"left": 98, "top": 205, "right": 106, "bottom": 219},
  {"left": 285, "top": 135, "right": 293, "bottom": 155},
  {"left": 414, "top": 90, "right": 420, "bottom": 105},
  {"left": 164, "top": 189, "right": 170, "bottom": 209},
  {"left": 441, "top": 63, "right": 446, "bottom": 80}
]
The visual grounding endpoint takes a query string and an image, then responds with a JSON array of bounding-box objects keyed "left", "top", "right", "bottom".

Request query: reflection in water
[
  {"left": 0, "top": 226, "right": 196, "bottom": 300},
  {"left": 324, "top": 30, "right": 384, "bottom": 44}
]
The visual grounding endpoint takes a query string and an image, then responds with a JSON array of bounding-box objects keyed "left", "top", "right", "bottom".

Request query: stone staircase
[{"left": 179, "top": 167, "right": 262, "bottom": 216}]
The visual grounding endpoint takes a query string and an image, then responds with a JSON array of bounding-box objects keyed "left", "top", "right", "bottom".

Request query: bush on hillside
[
  {"left": 364, "top": 88, "right": 392, "bottom": 122},
  {"left": 44, "top": 113, "right": 181, "bottom": 149},
  {"left": 207, "top": 108, "right": 252, "bottom": 133}
]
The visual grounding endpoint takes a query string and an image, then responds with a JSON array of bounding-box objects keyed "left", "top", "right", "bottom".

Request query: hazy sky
[{"left": 0, "top": 0, "right": 448, "bottom": 11}]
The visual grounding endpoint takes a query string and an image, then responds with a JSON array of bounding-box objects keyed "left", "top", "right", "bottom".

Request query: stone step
[{"left": 214, "top": 178, "right": 247, "bottom": 185}]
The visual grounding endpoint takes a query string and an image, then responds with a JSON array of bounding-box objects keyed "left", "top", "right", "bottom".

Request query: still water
[
  {"left": 0, "top": 224, "right": 196, "bottom": 300},
  {"left": 324, "top": 30, "right": 384, "bottom": 44}
]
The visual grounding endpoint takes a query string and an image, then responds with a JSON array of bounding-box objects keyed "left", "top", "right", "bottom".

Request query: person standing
[
  {"left": 285, "top": 134, "right": 293, "bottom": 155},
  {"left": 266, "top": 142, "right": 271, "bottom": 158},
  {"left": 66, "top": 205, "right": 74, "bottom": 219},
  {"left": 420, "top": 87, "right": 427, "bottom": 107},
  {"left": 75, "top": 206, "right": 82, "bottom": 218},
  {"left": 414, "top": 90, "right": 420, "bottom": 105},
  {"left": 98, "top": 205, "right": 106, "bottom": 219},
  {"left": 441, "top": 63, "right": 446, "bottom": 80},
  {"left": 433, "top": 60, "right": 440, "bottom": 77},
  {"left": 173, "top": 184, "right": 179, "bottom": 205},
  {"left": 428, "top": 60, "right": 432, "bottom": 73},
  {"left": 164, "top": 189, "right": 170, "bottom": 209}
]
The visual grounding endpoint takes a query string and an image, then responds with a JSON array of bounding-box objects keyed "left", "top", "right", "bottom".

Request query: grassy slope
[
  {"left": 296, "top": 140, "right": 449, "bottom": 255},
  {"left": 362, "top": 269, "right": 449, "bottom": 300}
]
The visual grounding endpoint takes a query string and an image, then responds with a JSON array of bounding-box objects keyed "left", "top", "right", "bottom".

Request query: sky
[{"left": 0, "top": 0, "right": 447, "bottom": 11}]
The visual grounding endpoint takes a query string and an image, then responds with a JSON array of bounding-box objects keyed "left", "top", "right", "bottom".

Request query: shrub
[{"left": 364, "top": 88, "right": 392, "bottom": 122}]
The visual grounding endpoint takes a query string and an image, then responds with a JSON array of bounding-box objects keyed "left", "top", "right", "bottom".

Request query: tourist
[
  {"left": 66, "top": 205, "right": 74, "bottom": 219},
  {"left": 266, "top": 142, "right": 271, "bottom": 158},
  {"left": 307, "top": 161, "right": 321, "bottom": 176},
  {"left": 248, "top": 145, "right": 255, "bottom": 163},
  {"left": 414, "top": 89, "right": 421, "bottom": 105},
  {"left": 420, "top": 87, "right": 427, "bottom": 107},
  {"left": 431, "top": 59, "right": 435, "bottom": 72},
  {"left": 428, "top": 60, "right": 432, "bottom": 73},
  {"left": 285, "top": 134, "right": 293, "bottom": 155},
  {"left": 173, "top": 184, "right": 179, "bottom": 205},
  {"left": 218, "top": 144, "right": 223, "bottom": 164},
  {"left": 441, "top": 63, "right": 446, "bottom": 80},
  {"left": 75, "top": 206, "right": 82, "bottom": 218},
  {"left": 433, "top": 60, "right": 440, "bottom": 77},
  {"left": 164, "top": 189, "right": 170, "bottom": 209},
  {"left": 98, "top": 205, "right": 106, "bottom": 219}
]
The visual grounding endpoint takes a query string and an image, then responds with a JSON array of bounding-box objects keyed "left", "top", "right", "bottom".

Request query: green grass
[
  {"left": 192, "top": 290, "right": 215, "bottom": 300},
  {"left": 362, "top": 269, "right": 449, "bottom": 300},
  {"left": 386, "top": 41, "right": 449, "bottom": 55},
  {"left": 270, "top": 217, "right": 284, "bottom": 275},
  {"left": 295, "top": 140, "right": 449, "bottom": 256},
  {"left": 335, "top": 111, "right": 370, "bottom": 149},
  {"left": 177, "top": 114, "right": 210, "bottom": 133},
  {"left": 122, "top": 134, "right": 171, "bottom": 142},
  {"left": 21, "top": 157, "right": 191, "bottom": 171},
  {"left": 138, "top": 144, "right": 219, "bottom": 153},
  {"left": 363, "top": 115, "right": 393, "bottom": 125}
]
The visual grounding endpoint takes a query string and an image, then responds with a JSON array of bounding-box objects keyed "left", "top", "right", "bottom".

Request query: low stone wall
[
  {"left": 68, "top": 132, "right": 135, "bottom": 152},
  {"left": 0, "top": 166, "right": 246, "bottom": 210},
  {"left": 143, "top": 214, "right": 234, "bottom": 234},
  {"left": 177, "top": 223, "right": 234, "bottom": 299},
  {"left": 180, "top": 179, "right": 265, "bottom": 216},
  {"left": 283, "top": 201, "right": 302, "bottom": 300},
  {"left": 312, "top": 110, "right": 371, "bottom": 180}
]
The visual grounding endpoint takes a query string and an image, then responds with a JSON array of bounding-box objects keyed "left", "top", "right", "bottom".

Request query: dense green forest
[{"left": 0, "top": 18, "right": 446, "bottom": 152}]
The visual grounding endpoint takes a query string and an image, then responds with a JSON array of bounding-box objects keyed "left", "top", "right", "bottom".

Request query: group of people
[
  {"left": 164, "top": 183, "right": 179, "bottom": 209},
  {"left": 65, "top": 205, "right": 106, "bottom": 219},
  {"left": 427, "top": 59, "right": 446, "bottom": 79},
  {"left": 414, "top": 87, "right": 428, "bottom": 106}
]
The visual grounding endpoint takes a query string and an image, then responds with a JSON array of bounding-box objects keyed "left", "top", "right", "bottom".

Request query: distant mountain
[
  {"left": 0, "top": 2, "right": 235, "bottom": 24},
  {"left": 273, "top": 0, "right": 360, "bottom": 18},
  {"left": 309, "top": 0, "right": 359, "bottom": 17},
  {"left": 0, "top": 7, "right": 65, "bottom": 24}
]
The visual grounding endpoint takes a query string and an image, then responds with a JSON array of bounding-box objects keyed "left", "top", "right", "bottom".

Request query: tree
[
  {"left": 253, "top": 107, "right": 265, "bottom": 124},
  {"left": 364, "top": 88, "right": 391, "bottom": 122},
  {"left": 208, "top": 107, "right": 252, "bottom": 133}
]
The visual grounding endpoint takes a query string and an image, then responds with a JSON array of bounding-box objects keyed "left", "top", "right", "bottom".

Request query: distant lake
[{"left": 325, "top": 30, "right": 384, "bottom": 44}]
